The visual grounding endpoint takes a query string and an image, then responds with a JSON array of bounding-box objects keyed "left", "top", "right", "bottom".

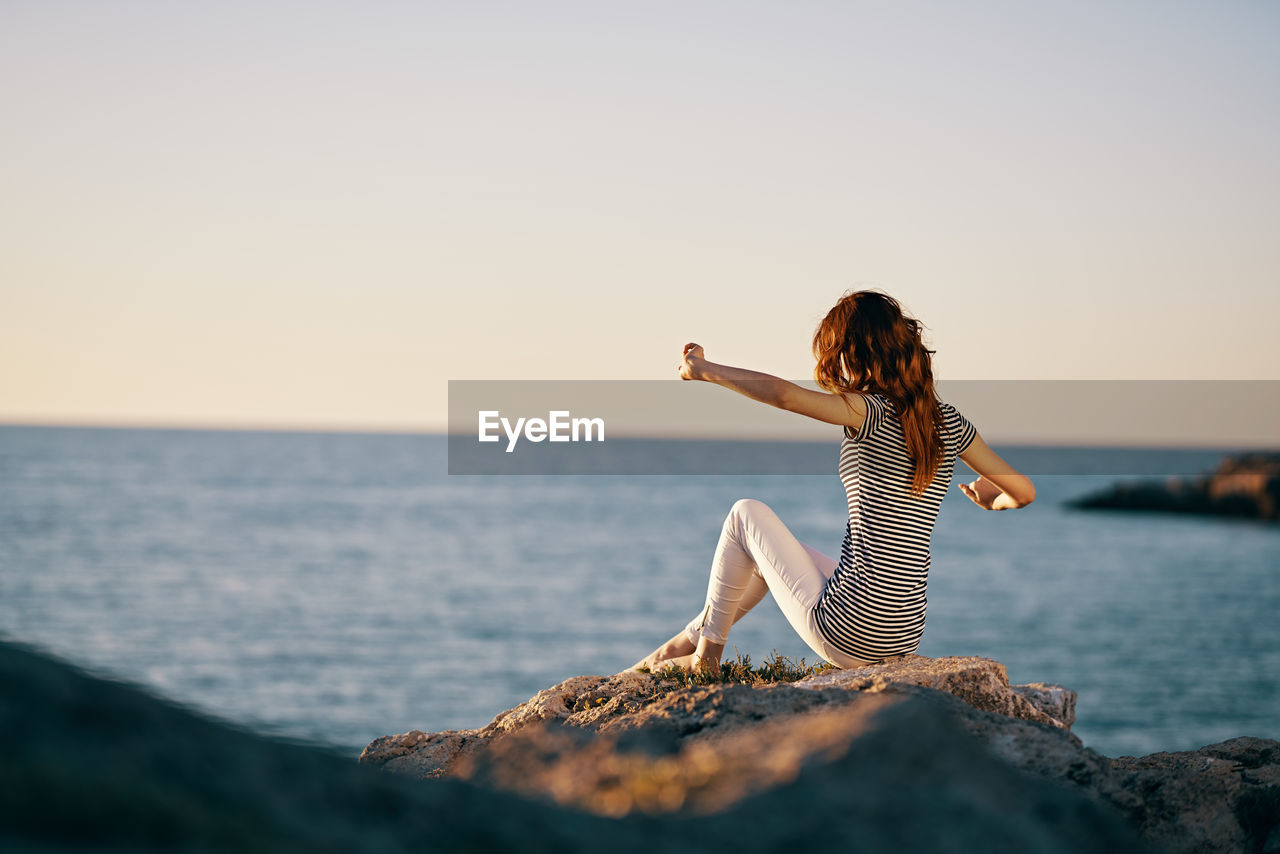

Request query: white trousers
[{"left": 683, "top": 498, "right": 877, "bottom": 669}]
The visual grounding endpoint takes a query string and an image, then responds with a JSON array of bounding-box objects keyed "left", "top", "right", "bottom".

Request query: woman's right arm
[{"left": 957, "top": 433, "right": 1036, "bottom": 510}]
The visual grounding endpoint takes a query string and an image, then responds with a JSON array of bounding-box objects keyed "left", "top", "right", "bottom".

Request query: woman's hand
[
  {"left": 673, "top": 346, "right": 864, "bottom": 427},
  {"left": 678, "top": 342, "right": 706, "bottom": 381},
  {"left": 958, "top": 477, "right": 1019, "bottom": 511}
]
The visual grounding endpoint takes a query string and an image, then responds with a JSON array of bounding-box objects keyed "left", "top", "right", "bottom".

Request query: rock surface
[
  {"left": 6, "top": 637, "right": 1275, "bottom": 854},
  {"left": 454, "top": 686, "right": 1150, "bottom": 852},
  {"left": 362, "top": 654, "right": 1280, "bottom": 854},
  {"left": 359, "top": 654, "right": 1075, "bottom": 779},
  {"left": 1111, "top": 738, "right": 1280, "bottom": 854},
  {"left": 2, "top": 640, "right": 1153, "bottom": 853},
  {"left": 1069, "top": 451, "right": 1280, "bottom": 521}
]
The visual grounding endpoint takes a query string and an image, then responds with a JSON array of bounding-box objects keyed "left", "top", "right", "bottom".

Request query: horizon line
[{"left": 0, "top": 417, "right": 1273, "bottom": 451}]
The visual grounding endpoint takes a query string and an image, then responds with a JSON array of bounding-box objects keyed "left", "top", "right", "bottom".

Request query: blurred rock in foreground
[
  {"left": 1069, "top": 451, "right": 1280, "bottom": 521},
  {"left": 1, "top": 639, "right": 1274, "bottom": 853},
  {"left": 363, "top": 654, "right": 1280, "bottom": 854},
  {"left": 359, "top": 655, "right": 1078, "bottom": 780}
]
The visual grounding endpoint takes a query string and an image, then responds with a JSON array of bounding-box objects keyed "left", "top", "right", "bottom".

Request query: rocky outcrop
[
  {"left": 7, "top": 636, "right": 1274, "bottom": 854},
  {"left": 796, "top": 654, "right": 1077, "bottom": 729},
  {"left": 362, "top": 655, "right": 1280, "bottom": 854},
  {"left": 451, "top": 686, "right": 1150, "bottom": 852},
  {"left": 1111, "top": 738, "right": 1280, "bottom": 854},
  {"left": 1070, "top": 451, "right": 1280, "bottom": 521},
  {"left": 2, "top": 639, "right": 1152, "bottom": 853},
  {"left": 359, "top": 655, "right": 1075, "bottom": 778}
]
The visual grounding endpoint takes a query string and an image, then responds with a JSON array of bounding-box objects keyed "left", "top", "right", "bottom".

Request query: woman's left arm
[{"left": 679, "top": 343, "right": 867, "bottom": 430}]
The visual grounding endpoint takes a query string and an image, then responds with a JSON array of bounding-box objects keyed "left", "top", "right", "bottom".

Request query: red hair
[{"left": 812, "top": 290, "right": 943, "bottom": 497}]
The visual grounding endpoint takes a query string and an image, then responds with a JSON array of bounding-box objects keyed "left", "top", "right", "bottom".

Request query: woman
[{"left": 633, "top": 290, "right": 1036, "bottom": 676}]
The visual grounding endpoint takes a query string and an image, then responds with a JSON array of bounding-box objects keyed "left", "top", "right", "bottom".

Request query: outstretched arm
[
  {"left": 678, "top": 343, "right": 869, "bottom": 430},
  {"left": 680, "top": 344, "right": 1034, "bottom": 508}
]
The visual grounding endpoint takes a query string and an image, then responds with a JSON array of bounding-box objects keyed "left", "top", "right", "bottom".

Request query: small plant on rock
[{"left": 642, "top": 649, "right": 834, "bottom": 688}]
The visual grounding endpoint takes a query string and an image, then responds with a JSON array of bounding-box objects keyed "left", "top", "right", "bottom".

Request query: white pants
[{"left": 684, "top": 498, "right": 877, "bottom": 669}]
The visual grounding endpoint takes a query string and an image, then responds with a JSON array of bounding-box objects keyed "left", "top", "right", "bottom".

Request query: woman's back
[{"left": 814, "top": 392, "right": 977, "bottom": 661}]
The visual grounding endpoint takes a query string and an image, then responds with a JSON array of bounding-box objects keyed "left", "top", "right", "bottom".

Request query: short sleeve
[
  {"left": 942, "top": 402, "right": 977, "bottom": 454},
  {"left": 843, "top": 393, "right": 886, "bottom": 442}
]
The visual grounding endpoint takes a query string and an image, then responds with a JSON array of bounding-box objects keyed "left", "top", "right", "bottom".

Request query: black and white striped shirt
[{"left": 813, "top": 392, "right": 977, "bottom": 662}]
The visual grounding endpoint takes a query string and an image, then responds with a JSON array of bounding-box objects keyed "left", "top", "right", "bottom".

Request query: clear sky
[{"left": 2, "top": 1, "right": 1277, "bottom": 435}]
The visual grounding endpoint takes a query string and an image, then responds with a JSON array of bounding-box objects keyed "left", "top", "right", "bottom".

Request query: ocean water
[{"left": 1, "top": 425, "right": 1277, "bottom": 759}]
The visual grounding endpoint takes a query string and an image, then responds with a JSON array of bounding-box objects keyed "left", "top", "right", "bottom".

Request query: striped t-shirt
[{"left": 812, "top": 392, "right": 977, "bottom": 662}]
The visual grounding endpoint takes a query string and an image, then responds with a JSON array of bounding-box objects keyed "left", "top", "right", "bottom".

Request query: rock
[
  {"left": 0, "top": 638, "right": 1159, "bottom": 853},
  {"left": 796, "top": 654, "right": 1076, "bottom": 728},
  {"left": 9, "top": 636, "right": 1276, "bottom": 854},
  {"left": 1109, "top": 737, "right": 1280, "bottom": 854},
  {"left": 1011, "top": 682, "right": 1077, "bottom": 729},
  {"left": 453, "top": 687, "right": 1152, "bottom": 851},
  {"left": 360, "top": 670, "right": 667, "bottom": 777},
  {"left": 1069, "top": 451, "right": 1280, "bottom": 521},
  {"left": 0, "top": 639, "right": 645, "bottom": 853},
  {"left": 358, "top": 654, "right": 1077, "bottom": 777},
  {"left": 362, "top": 655, "right": 1280, "bottom": 854},
  {"left": 452, "top": 684, "right": 1087, "bottom": 816}
]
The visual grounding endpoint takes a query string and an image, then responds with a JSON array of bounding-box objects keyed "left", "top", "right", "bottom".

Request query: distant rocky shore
[
  {"left": 1069, "top": 451, "right": 1280, "bottom": 521},
  {"left": 362, "top": 655, "right": 1280, "bottom": 854},
  {"left": 5, "top": 639, "right": 1278, "bottom": 853}
]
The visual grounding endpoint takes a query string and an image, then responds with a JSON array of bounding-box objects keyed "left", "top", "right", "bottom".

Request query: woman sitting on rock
[{"left": 633, "top": 290, "right": 1036, "bottom": 676}]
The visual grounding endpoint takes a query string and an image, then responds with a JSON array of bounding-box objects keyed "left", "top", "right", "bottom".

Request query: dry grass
[{"left": 639, "top": 649, "right": 836, "bottom": 688}]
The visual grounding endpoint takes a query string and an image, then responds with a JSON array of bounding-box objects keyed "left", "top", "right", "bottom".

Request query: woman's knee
[
  {"left": 730, "top": 497, "right": 770, "bottom": 520},
  {"left": 724, "top": 498, "right": 779, "bottom": 542},
  {"left": 727, "top": 498, "right": 780, "bottom": 537}
]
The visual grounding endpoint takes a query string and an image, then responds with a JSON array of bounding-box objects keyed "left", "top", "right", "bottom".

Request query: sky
[{"left": 1, "top": 1, "right": 1277, "bottom": 439}]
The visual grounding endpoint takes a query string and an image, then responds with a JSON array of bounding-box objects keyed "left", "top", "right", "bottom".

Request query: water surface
[{"left": 1, "top": 426, "right": 1275, "bottom": 757}]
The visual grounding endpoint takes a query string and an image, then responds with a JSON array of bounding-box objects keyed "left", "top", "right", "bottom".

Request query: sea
[{"left": 1, "top": 425, "right": 1277, "bottom": 759}]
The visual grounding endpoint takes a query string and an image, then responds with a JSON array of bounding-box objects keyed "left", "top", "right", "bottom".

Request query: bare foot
[
  {"left": 651, "top": 653, "right": 694, "bottom": 673},
  {"left": 630, "top": 633, "right": 696, "bottom": 672},
  {"left": 629, "top": 654, "right": 661, "bottom": 672}
]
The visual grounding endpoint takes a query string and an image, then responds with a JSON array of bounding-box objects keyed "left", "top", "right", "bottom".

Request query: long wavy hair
[{"left": 812, "top": 290, "right": 943, "bottom": 497}]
